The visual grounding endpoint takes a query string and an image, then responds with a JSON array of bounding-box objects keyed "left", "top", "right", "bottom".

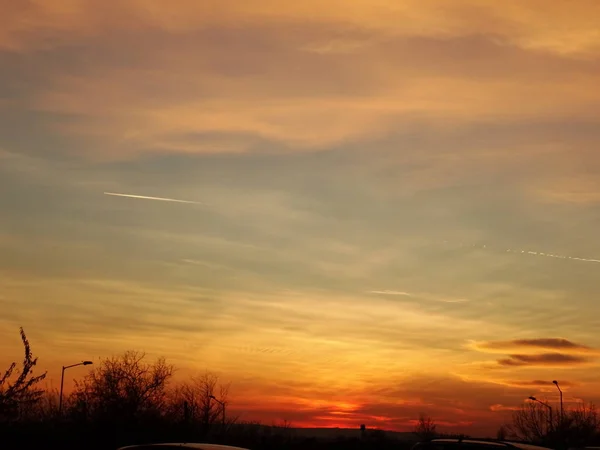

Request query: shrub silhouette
[
  {"left": 0, "top": 328, "right": 46, "bottom": 422},
  {"left": 168, "top": 371, "right": 232, "bottom": 433},
  {"left": 70, "top": 350, "right": 173, "bottom": 424},
  {"left": 414, "top": 413, "right": 437, "bottom": 440},
  {"left": 504, "top": 400, "right": 600, "bottom": 448}
]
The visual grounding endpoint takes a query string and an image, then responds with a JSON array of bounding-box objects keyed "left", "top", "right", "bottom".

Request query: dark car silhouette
[
  {"left": 117, "top": 444, "right": 250, "bottom": 450},
  {"left": 411, "top": 439, "right": 553, "bottom": 450}
]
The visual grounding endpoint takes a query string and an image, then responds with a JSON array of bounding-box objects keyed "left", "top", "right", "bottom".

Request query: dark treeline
[
  {"left": 500, "top": 401, "right": 600, "bottom": 449},
  {"left": 2, "top": 328, "right": 600, "bottom": 450},
  {"left": 0, "top": 328, "right": 413, "bottom": 450}
]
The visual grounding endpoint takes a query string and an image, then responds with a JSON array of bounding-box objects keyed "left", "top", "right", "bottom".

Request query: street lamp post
[
  {"left": 529, "top": 396, "right": 553, "bottom": 434},
  {"left": 553, "top": 380, "right": 564, "bottom": 423},
  {"left": 59, "top": 361, "right": 93, "bottom": 414},
  {"left": 209, "top": 395, "right": 226, "bottom": 427}
]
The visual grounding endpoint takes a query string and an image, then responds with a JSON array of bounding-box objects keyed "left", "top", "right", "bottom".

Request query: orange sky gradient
[{"left": 1, "top": 0, "right": 600, "bottom": 437}]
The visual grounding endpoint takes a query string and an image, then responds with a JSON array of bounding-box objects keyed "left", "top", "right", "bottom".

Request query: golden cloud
[
  {"left": 505, "top": 379, "right": 578, "bottom": 388},
  {"left": 489, "top": 404, "right": 521, "bottom": 412},
  {"left": 2, "top": 1, "right": 600, "bottom": 57},
  {"left": 497, "top": 353, "right": 590, "bottom": 367},
  {"left": 2, "top": 1, "right": 597, "bottom": 172},
  {"left": 26, "top": 69, "right": 600, "bottom": 164},
  {"left": 469, "top": 338, "right": 595, "bottom": 355},
  {"left": 532, "top": 174, "right": 600, "bottom": 205}
]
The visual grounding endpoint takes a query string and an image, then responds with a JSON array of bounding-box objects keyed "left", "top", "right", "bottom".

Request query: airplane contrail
[
  {"left": 101, "top": 193, "right": 600, "bottom": 265},
  {"left": 505, "top": 248, "right": 600, "bottom": 264},
  {"left": 104, "top": 192, "right": 204, "bottom": 205},
  {"left": 442, "top": 241, "right": 600, "bottom": 265}
]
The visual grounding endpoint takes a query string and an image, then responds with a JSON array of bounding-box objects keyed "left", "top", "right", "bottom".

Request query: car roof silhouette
[
  {"left": 117, "top": 444, "right": 251, "bottom": 450},
  {"left": 413, "top": 439, "right": 552, "bottom": 450}
]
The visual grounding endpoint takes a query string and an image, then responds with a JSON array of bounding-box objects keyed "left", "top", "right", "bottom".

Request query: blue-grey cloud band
[{"left": 101, "top": 192, "right": 599, "bottom": 265}]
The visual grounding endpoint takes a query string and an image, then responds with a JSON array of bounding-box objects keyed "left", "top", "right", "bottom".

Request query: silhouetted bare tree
[
  {"left": 506, "top": 400, "right": 600, "bottom": 446},
  {"left": 273, "top": 419, "right": 294, "bottom": 442},
  {"left": 70, "top": 350, "right": 173, "bottom": 423},
  {"left": 168, "top": 371, "right": 232, "bottom": 433},
  {"left": 0, "top": 328, "right": 46, "bottom": 421},
  {"left": 559, "top": 403, "right": 600, "bottom": 448},
  {"left": 506, "top": 401, "right": 549, "bottom": 442},
  {"left": 27, "top": 388, "right": 60, "bottom": 421},
  {"left": 414, "top": 413, "right": 437, "bottom": 440},
  {"left": 274, "top": 418, "right": 293, "bottom": 429}
]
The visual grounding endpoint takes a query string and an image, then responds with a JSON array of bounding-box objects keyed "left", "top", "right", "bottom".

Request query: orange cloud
[
  {"left": 506, "top": 380, "right": 578, "bottom": 388},
  {"left": 470, "top": 338, "right": 595, "bottom": 354},
  {"left": 497, "top": 353, "right": 591, "bottom": 367},
  {"left": 32, "top": 71, "right": 600, "bottom": 157},
  {"left": 2, "top": 1, "right": 598, "bottom": 169},
  {"left": 465, "top": 338, "right": 598, "bottom": 372},
  {"left": 3, "top": 1, "right": 600, "bottom": 57},
  {"left": 489, "top": 404, "right": 521, "bottom": 412},
  {"left": 531, "top": 174, "right": 600, "bottom": 205}
]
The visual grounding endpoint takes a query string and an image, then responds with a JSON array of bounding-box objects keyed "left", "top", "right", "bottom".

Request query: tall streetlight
[
  {"left": 529, "top": 396, "right": 553, "bottom": 433},
  {"left": 209, "top": 395, "right": 226, "bottom": 427},
  {"left": 59, "top": 361, "right": 93, "bottom": 414},
  {"left": 553, "top": 380, "right": 564, "bottom": 423}
]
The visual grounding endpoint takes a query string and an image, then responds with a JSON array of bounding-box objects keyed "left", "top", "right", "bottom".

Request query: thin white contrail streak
[
  {"left": 505, "top": 248, "right": 600, "bottom": 264},
  {"left": 443, "top": 241, "right": 600, "bottom": 265},
  {"left": 104, "top": 192, "right": 204, "bottom": 205}
]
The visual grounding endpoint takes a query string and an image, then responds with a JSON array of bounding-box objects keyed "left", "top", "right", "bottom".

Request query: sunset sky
[{"left": 2, "top": 0, "right": 600, "bottom": 436}]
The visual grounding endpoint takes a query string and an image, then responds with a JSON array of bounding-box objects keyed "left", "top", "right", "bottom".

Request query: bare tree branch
[
  {"left": 415, "top": 413, "right": 437, "bottom": 440},
  {"left": 0, "top": 328, "right": 47, "bottom": 420}
]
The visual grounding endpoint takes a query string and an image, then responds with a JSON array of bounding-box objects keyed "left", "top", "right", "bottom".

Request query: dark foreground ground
[{"left": 1, "top": 421, "right": 419, "bottom": 450}]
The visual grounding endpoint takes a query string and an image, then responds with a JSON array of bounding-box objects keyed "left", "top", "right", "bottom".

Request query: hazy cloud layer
[{"left": 2, "top": 0, "right": 600, "bottom": 436}]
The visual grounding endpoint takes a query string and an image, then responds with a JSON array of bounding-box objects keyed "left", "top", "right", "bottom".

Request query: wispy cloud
[
  {"left": 369, "top": 290, "right": 469, "bottom": 303},
  {"left": 489, "top": 404, "right": 522, "bottom": 412},
  {"left": 300, "top": 36, "right": 381, "bottom": 55},
  {"left": 497, "top": 353, "right": 591, "bottom": 367},
  {"left": 471, "top": 338, "right": 594, "bottom": 354},
  {"left": 368, "top": 290, "right": 412, "bottom": 296},
  {"left": 103, "top": 192, "right": 204, "bottom": 205},
  {"left": 3, "top": 1, "right": 600, "bottom": 57},
  {"left": 505, "top": 379, "right": 578, "bottom": 388},
  {"left": 465, "top": 338, "right": 598, "bottom": 370}
]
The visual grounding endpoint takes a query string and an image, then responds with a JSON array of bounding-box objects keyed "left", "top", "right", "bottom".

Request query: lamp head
[
  {"left": 529, "top": 396, "right": 537, "bottom": 401},
  {"left": 83, "top": 361, "right": 93, "bottom": 366},
  {"left": 553, "top": 380, "right": 558, "bottom": 385}
]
